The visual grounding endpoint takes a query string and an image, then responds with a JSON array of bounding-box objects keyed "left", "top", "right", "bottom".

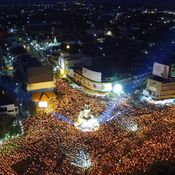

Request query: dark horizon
[{"left": 0, "top": 0, "right": 175, "bottom": 10}]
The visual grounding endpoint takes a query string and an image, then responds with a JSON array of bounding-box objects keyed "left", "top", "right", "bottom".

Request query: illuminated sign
[
  {"left": 83, "top": 68, "right": 102, "bottom": 82},
  {"left": 38, "top": 101, "right": 48, "bottom": 108},
  {"left": 152, "top": 62, "right": 169, "bottom": 79}
]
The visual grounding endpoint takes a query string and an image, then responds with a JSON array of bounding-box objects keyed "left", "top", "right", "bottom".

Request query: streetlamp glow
[
  {"left": 106, "top": 31, "right": 113, "bottom": 36},
  {"left": 66, "top": 45, "right": 70, "bottom": 49},
  {"left": 113, "top": 84, "right": 123, "bottom": 94}
]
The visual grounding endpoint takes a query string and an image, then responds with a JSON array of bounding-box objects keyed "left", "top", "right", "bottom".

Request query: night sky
[{"left": 0, "top": 0, "right": 175, "bottom": 8}]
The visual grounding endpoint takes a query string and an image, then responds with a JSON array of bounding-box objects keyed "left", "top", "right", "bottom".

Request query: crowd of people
[
  {"left": 49, "top": 79, "right": 108, "bottom": 121},
  {"left": 0, "top": 79, "right": 175, "bottom": 175}
]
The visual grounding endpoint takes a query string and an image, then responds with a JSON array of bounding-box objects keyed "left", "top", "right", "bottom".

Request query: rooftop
[
  {"left": 0, "top": 89, "right": 15, "bottom": 106},
  {"left": 150, "top": 75, "right": 175, "bottom": 83},
  {"left": 27, "top": 65, "right": 53, "bottom": 84}
]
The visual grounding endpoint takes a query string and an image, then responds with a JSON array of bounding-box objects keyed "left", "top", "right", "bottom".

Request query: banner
[
  {"left": 152, "top": 62, "right": 169, "bottom": 79},
  {"left": 83, "top": 68, "right": 102, "bottom": 82}
]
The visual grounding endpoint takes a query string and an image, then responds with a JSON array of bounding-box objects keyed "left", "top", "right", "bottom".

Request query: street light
[
  {"left": 66, "top": 45, "right": 70, "bottom": 49},
  {"left": 113, "top": 84, "right": 123, "bottom": 94}
]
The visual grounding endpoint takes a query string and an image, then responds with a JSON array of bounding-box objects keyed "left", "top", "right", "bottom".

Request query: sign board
[
  {"left": 170, "top": 64, "right": 175, "bottom": 78},
  {"left": 83, "top": 68, "right": 102, "bottom": 82},
  {"left": 152, "top": 62, "right": 169, "bottom": 79}
]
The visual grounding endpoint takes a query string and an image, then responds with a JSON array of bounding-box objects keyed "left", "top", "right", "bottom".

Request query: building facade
[
  {"left": 146, "top": 78, "right": 175, "bottom": 100},
  {"left": 73, "top": 71, "right": 112, "bottom": 93},
  {"left": 0, "top": 104, "right": 18, "bottom": 116},
  {"left": 27, "top": 65, "right": 55, "bottom": 92}
]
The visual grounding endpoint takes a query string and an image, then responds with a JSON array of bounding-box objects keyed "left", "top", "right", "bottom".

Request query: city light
[
  {"left": 106, "top": 30, "right": 113, "bottom": 36},
  {"left": 66, "top": 45, "right": 70, "bottom": 49},
  {"left": 1, "top": 3, "right": 175, "bottom": 175},
  {"left": 38, "top": 101, "right": 48, "bottom": 108},
  {"left": 113, "top": 84, "right": 123, "bottom": 94}
]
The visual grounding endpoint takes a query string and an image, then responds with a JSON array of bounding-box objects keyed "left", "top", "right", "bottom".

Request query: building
[
  {"left": 58, "top": 51, "right": 91, "bottom": 77},
  {"left": 144, "top": 62, "right": 175, "bottom": 100},
  {"left": 32, "top": 91, "right": 56, "bottom": 108},
  {"left": 27, "top": 65, "right": 55, "bottom": 92},
  {"left": 145, "top": 78, "right": 175, "bottom": 100},
  {"left": 27, "top": 65, "right": 56, "bottom": 106},
  {"left": 65, "top": 59, "right": 151, "bottom": 94},
  {"left": 73, "top": 69, "right": 112, "bottom": 93},
  {"left": 68, "top": 66, "right": 113, "bottom": 93},
  {"left": 0, "top": 89, "right": 18, "bottom": 116}
]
